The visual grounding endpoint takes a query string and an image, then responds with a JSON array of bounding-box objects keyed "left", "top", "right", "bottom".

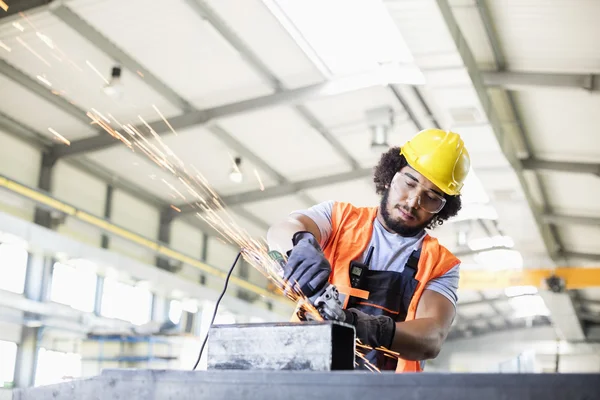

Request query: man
[{"left": 266, "top": 129, "right": 470, "bottom": 373}]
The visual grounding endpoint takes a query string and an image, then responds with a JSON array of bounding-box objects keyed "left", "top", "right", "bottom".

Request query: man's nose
[{"left": 406, "top": 194, "right": 420, "bottom": 209}]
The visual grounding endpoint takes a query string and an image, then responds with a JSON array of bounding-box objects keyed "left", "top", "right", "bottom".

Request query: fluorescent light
[{"left": 272, "top": 0, "right": 417, "bottom": 77}]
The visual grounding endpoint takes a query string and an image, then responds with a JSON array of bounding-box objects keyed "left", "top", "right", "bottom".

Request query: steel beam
[
  {"left": 179, "top": 166, "right": 373, "bottom": 213},
  {"left": 14, "top": 368, "right": 600, "bottom": 400},
  {"left": 542, "top": 213, "right": 600, "bottom": 227},
  {"left": 482, "top": 71, "right": 600, "bottom": 92},
  {"left": 522, "top": 159, "right": 600, "bottom": 176},
  {"left": 0, "top": 0, "right": 51, "bottom": 20}
]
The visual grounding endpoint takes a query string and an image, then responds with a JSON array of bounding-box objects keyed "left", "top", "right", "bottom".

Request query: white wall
[
  {"left": 109, "top": 189, "right": 159, "bottom": 265},
  {"left": 0, "top": 130, "right": 41, "bottom": 221}
]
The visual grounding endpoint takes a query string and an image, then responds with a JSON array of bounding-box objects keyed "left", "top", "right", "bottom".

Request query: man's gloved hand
[
  {"left": 343, "top": 308, "right": 396, "bottom": 349},
  {"left": 283, "top": 231, "right": 331, "bottom": 298}
]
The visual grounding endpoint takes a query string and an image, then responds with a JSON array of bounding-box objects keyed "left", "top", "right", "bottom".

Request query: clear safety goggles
[{"left": 391, "top": 172, "right": 446, "bottom": 214}]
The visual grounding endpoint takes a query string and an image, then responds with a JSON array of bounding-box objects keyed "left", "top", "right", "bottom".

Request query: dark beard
[{"left": 379, "top": 188, "right": 429, "bottom": 237}]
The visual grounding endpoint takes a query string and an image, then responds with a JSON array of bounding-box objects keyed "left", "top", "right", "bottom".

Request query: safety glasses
[{"left": 390, "top": 172, "right": 446, "bottom": 214}]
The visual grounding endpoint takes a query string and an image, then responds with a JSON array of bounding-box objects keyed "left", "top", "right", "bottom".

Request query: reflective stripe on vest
[{"left": 323, "top": 201, "right": 460, "bottom": 373}]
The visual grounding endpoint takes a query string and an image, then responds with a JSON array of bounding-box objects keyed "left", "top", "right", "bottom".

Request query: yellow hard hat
[{"left": 400, "top": 128, "right": 470, "bottom": 196}]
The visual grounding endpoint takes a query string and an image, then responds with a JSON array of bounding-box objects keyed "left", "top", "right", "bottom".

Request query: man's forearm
[
  {"left": 266, "top": 218, "right": 309, "bottom": 254},
  {"left": 389, "top": 318, "right": 447, "bottom": 361}
]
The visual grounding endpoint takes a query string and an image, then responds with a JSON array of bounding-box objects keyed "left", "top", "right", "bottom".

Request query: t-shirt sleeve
[
  {"left": 423, "top": 264, "right": 460, "bottom": 308},
  {"left": 290, "top": 200, "right": 334, "bottom": 248}
]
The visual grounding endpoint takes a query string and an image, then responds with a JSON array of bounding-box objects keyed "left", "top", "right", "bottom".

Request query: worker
[{"left": 267, "top": 128, "right": 470, "bottom": 373}]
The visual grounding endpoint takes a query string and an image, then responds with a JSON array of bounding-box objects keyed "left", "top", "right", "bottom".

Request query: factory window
[
  {"left": 50, "top": 262, "right": 97, "bottom": 313},
  {"left": 169, "top": 300, "right": 182, "bottom": 324},
  {"left": 0, "top": 242, "right": 28, "bottom": 294},
  {"left": 0, "top": 340, "right": 17, "bottom": 388},
  {"left": 35, "top": 348, "right": 81, "bottom": 387},
  {"left": 101, "top": 278, "right": 152, "bottom": 325}
]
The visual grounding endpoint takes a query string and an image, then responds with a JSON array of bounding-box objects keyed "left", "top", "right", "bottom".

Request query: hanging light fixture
[
  {"left": 103, "top": 65, "right": 124, "bottom": 99},
  {"left": 229, "top": 156, "right": 243, "bottom": 183},
  {"left": 366, "top": 107, "right": 394, "bottom": 151}
]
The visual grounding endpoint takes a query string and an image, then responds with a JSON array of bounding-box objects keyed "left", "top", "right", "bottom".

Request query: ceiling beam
[
  {"left": 482, "top": 71, "right": 600, "bottom": 92},
  {"left": 0, "top": 0, "right": 51, "bottom": 21},
  {"left": 179, "top": 166, "right": 373, "bottom": 213},
  {"left": 522, "top": 159, "right": 600, "bottom": 176},
  {"left": 51, "top": 4, "right": 193, "bottom": 112},
  {"left": 542, "top": 213, "right": 600, "bottom": 227}
]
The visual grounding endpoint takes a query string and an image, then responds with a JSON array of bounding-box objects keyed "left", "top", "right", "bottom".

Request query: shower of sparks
[
  {"left": 152, "top": 104, "right": 177, "bottom": 136},
  {"left": 0, "top": 1, "right": 8, "bottom": 12},
  {"left": 86, "top": 60, "right": 109, "bottom": 84},
  {"left": 86, "top": 108, "right": 325, "bottom": 319},
  {"left": 170, "top": 205, "right": 182, "bottom": 213},
  {"left": 254, "top": 168, "right": 265, "bottom": 191},
  {"left": 12, "top": 22, "right": 24, "bottom": 32},
  {"left": 0, "top": 40, "right": 10, "bottom": 52},
  {"left": 16, "top": 37, "right": 51, "bottom": 67},
  {"left": 48, "top": 128, "right": 70, "bottom": 146}
]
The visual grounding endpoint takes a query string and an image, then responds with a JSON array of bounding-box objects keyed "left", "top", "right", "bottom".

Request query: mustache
[{"left": 395, "top": 204, "right": 416, "bottom": 217}]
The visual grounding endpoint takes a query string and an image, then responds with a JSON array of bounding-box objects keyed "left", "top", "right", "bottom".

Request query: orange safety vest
[{"left": 292, "top": 201, "right": 460, "bottom": 373}]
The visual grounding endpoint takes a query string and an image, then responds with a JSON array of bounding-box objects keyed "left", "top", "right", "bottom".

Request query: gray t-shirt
[{"left": 292, "top": 200, "right": 459, "bottom": 307}]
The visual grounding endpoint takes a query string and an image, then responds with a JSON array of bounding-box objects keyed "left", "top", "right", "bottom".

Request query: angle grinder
[{"left": 268, "top": 250, "right": 345, "bottom": 322}]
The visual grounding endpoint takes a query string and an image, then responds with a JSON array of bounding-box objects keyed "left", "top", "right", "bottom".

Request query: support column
[
  {"left": 13, "top": 253, "right": 52, "bottom": 388},
  {"left": 151, "top": 294, "right": 169, "bottom": 323},
  {"left": 199, "top": 233, "right": 208, "bottom": 285},
  {"left": 33, "top": 152, "right": 57, "bottom": 227},
  {"left": 94, "top": 185, "right": 113, "bottom": 316},
  {"left": 156, "top": 208, "right": 179, "bottom": 272}
]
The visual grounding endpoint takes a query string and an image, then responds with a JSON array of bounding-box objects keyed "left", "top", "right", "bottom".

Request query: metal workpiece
[
  {"left": 13, "top": 369, "right": 600, "bottom": 400},
  {"left": 207, "top": 321, "right": 356, "bottom": 371}
]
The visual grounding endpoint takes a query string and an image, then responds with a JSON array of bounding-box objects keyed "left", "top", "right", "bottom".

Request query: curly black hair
[{"left": 373, "top": 146, "right": 462, "bottom": 230}]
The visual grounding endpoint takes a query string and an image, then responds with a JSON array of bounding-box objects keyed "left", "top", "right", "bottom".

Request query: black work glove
[
  {"left": 343, "top": 308, "right": 396, "bottom": 349},
  {"left": 283, "top": 231, "right": 332, "bottom": 298}
]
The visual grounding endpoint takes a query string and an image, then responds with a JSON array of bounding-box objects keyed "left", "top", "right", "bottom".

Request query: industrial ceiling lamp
[
  {"left": 366, "top": 107, "right": 394, "bottom": 151},
  {"left": 103, "top": 65, "right": 124, "bottom": 99},
  {"left": 229, "top": 156, "right": 243, "bottom": 183}
]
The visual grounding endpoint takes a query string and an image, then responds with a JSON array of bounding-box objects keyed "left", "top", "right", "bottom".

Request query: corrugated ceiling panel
[
  {"left": 0, "top": 10, "right": 180, "bottom": 123},
  {"left": 386, "top": 0, "right": 462, "bottom": 69},
  {"left": 451, "top": 3, "right": 496, "bottom": 69},
  {"left": 241, "top": 194, "right": 310, "bottom": 226},
  {"left": 556, "top": 225, "right": 600, "bottom": 255},
  {"left": 488, "top": 0, "right": 600, "bottom": 72},
  {"left": 203, "top": 0, "right": 325, "bottom": 89},
  {"left": 218, "top": 106, "right": 351, "bottom": 181},
  {"left": 0, "top": 74, "right": 95, "bottom": 140},
  {"left": 303, "top": 85, "right": 402, "bottom": 129},
  {"left": 327, "top": 119, "right": 419, "bottom": 169},
  {"left": 538, "top": 171, "right": 600, "bottom": 215},
  {"left": 69, "top": 0, "right": 275, "bottom": 108},
  {"left": 513, "top": 90, "right": 600, "bottom": 162},
  {"left": 304, "top": 178, "right": 379, "bottom": 208}
]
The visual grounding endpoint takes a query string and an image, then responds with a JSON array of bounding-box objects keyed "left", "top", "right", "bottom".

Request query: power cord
[{"left": 192, "top": 251, "right": 242, "bottom": 370}]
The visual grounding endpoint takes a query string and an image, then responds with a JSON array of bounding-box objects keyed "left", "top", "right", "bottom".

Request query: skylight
[{"left": 267, "top": 0, "right": 420, "bottom": 79}]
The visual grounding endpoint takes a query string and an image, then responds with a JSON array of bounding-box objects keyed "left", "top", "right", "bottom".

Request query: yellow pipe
[
  {"left": 0, "top": 174, "right": 282, "bottom": 302},
  {"left": 459, "top": 267, "right": 600, "bottom": 290}
]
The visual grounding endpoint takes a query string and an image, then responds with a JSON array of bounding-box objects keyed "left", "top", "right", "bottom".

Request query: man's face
[{"left": 379, "top": 166, "right": 446, "bottom": 236}]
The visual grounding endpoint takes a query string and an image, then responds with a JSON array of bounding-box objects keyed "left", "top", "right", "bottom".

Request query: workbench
[{"left": 12, "top": 369, "right": 600, "bottom": 400}]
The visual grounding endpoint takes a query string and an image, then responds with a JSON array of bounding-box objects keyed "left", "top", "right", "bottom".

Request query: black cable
[{"left": 192, "top": 251, "right": 242, "bottom": 370}]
